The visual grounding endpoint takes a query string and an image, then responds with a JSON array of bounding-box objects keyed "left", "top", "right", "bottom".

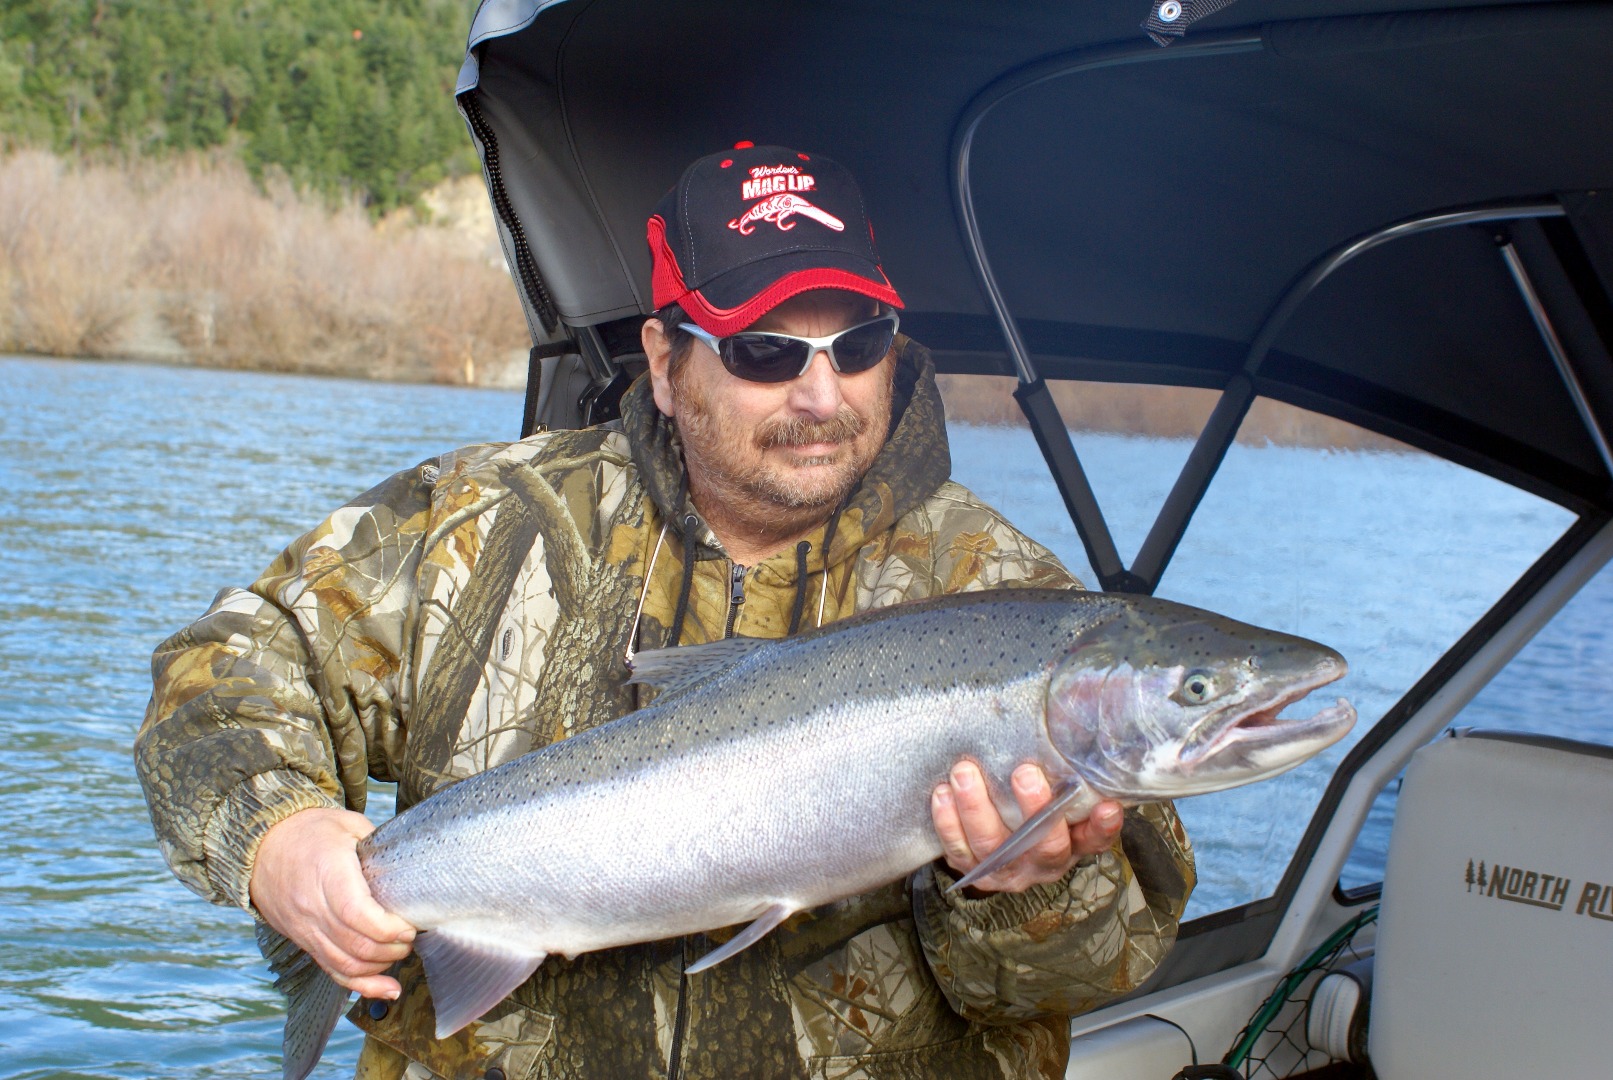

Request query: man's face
[{"left": 649, "top": 290, "right": 895, "bottom": 532}]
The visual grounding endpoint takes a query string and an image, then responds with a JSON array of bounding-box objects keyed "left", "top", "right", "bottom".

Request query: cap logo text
[{"left": 741, "top": 165, "right": 817, "bottom": 201}]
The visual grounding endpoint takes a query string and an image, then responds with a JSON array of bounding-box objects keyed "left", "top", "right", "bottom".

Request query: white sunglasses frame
[{"left": 678, "top": 308, "right": 900, "bottom": 382}]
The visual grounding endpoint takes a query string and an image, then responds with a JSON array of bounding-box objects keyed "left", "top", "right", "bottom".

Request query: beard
[{"left": 672, "top": 366, "right": 893, "bottom": 537}]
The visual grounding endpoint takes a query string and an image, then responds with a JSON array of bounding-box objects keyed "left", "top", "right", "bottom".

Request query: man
[{"left": 136, "top": 143, "right": 1193, "bottom": 1079}]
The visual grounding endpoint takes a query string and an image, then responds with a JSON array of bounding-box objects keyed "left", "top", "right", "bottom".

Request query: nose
[{"left": 786, "top": 348, "right": 844, "bottom": 419}]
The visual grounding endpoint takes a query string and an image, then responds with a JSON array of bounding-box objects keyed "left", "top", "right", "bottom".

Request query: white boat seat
[{"left": 1369, "top": 729, "right": 1613, "bottom": 1078}]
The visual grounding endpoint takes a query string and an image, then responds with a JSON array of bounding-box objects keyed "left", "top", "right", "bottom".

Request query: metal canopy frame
[
  {"left": 1129, "top": 201, "right": 1572, "bottom": 590},
  {"left": 951, "top": 24, "right": 1612, "bottom": 593},
  {"left": 950, "top": 30, "right": 1263, "bottom": 592}
]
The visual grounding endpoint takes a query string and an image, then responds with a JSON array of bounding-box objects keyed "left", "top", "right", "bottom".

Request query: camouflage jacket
[{"left": 136, "top": 339, "right": 1194, "bottom": 1080}]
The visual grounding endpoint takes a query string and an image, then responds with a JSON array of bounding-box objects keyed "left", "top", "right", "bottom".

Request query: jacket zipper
[
  {"left": 723, "top": 562, "right": 747, "bottom": 638},
  {"left": 668, "top": 938, "right": 690, "bottom": 1080},
  {"left": 670, "top": 562, "right": 745, "bottom": 1079}
]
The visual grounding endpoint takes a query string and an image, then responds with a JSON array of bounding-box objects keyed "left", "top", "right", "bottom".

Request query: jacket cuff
[
  {"left": 202, "top": 770, "right": 340, "bottom": 912},
  {"left": 913, "top": 852, "right": 1136, "bottom": 1023},
  {"left": 924, "top": 858, "right": 1096, "bottom": 930}
]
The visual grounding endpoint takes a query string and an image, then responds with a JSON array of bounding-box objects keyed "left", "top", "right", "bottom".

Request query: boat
[{"left": 449, "top": 1, "right": 1613, "bottom": 1075}]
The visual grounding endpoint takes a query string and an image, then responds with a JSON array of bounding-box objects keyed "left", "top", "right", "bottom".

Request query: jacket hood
[{"left": 621, "top": 335, "right": 953, "bottom": 572}]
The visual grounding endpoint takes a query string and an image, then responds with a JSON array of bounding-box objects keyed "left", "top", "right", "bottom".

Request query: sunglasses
[{"left": 680, "top": 310, "right": 899, "bottom": 384}]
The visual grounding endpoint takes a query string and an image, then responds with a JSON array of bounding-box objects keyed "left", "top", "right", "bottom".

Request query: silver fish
[{"left": 278, "top": 588, "right": 1355, "bottom": 1078}]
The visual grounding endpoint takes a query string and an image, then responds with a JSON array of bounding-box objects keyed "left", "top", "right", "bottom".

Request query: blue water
[
  {"left": 1, "top": 357, "right": 522, "bottom": 1079},
  {"left": 2, "top": 354, "right": 1609, "bottom": 1078}
]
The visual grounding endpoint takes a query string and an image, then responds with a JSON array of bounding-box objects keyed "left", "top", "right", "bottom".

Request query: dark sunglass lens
[
  {"left": 832, "top": 320, "right": 896, "bottom": 373},
  {"left": 724, "top": 335, "right": 810, "bottom": 383}
]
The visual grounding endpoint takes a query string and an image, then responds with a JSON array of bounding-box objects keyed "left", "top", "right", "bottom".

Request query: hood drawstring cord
[
  {"left": 632, "top": 479, "right": 847, "bottom": 660},
  {"left": 620, "top": 515, "right": 699, "bottom": 663},
  {"left": 625, "top": 471, "right": 696, "bottom": 668},
  {"left": 668, "top": 514, "right": 699, "bottom": 648},
  {"left": 816, "top": 502, "right": 847, "bottom": 629},
  {"left": 623, "top": 520, "right": 669, "bottom": 670},
  {"left": 786, "top": 541, "right": 811, "bottom": 635}
]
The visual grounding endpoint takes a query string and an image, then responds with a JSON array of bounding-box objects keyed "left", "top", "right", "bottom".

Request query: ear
[{"left": 642, "top": 318, "right": 677, "bottom": 418}]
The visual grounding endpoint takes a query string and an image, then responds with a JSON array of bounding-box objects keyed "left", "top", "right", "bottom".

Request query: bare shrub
[
  {"left": 937, "top": 374, "right": 1219, "bottom": 438},
  {"left": 140, "top": 157, "right": 525, "bottom": 381},
  {"left": 937, "top": 373, "right": 1404, "bottom": 450},
  {"left": 1, "top": 148, "right": 528, "bottom": 382},
  {"left": 0, "top": 150, "right": 137, "bottom": 356}
]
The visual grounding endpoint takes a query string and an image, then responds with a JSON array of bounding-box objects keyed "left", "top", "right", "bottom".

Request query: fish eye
[{"left": 1179, "top": 670, "right": 1215, "bottom": 705}]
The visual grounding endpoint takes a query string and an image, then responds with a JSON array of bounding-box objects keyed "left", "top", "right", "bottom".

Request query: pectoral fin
[
  {"left": 414, "top": 927, "right": 546, "bottom": 1038},
  {"left": 685, "top": 903, "right": 793, "bottom": 975},
  {"left": 949, "top": 781, "right": 1090, "bottom": 893}
]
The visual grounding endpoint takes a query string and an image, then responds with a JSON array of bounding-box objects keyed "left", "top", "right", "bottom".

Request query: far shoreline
[
  {"left": 2, "top": 151, "right": 1401, "bottom": 451},
  {"left": 6, "top": 348, "right": 1406, "bottom": 452},
  {"left": 1, "top": 151, "right": 529, "bottom": 392},
  {"left": 1, "top": 348, "right": 526, "bottom": 392}
]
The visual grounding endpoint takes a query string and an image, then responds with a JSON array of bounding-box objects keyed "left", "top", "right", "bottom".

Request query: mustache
[{"left": 756, "top": 409, "right": 868, "bottom": 450}]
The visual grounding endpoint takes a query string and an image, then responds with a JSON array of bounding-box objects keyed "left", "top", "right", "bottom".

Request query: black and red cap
[{"left": 647, "top": 143, "right": 903, "bottom": 335}]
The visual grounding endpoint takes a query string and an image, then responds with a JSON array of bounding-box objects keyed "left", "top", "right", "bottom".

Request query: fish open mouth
[{"left": 1181, "top": 659, "right": 1356, "bottom": 768}]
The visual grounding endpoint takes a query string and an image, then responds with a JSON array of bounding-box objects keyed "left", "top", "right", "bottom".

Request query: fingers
[
  {"left": 312, "top": 874, "right": 415, "bottom": 991},
  {"left": 934, "top": 761, "right": 1052, "bottom": 891},
  {"left": 948, "top": 761, "right": 1011, "bottom": 863},
  {"left": 1070, "top": 799, "right": 1124, "bottom": 857},
  {"left": 1009, "top": 765, "right": 1075, "bottom": 866},
  {"left": 325, "top": 869, "right": 416, "bottom": 957},
  {"left": 250, "top": 807, "right": 417, "bottom": 998},
  {"left": 930, "top": 762, "right": 1125, "bottom": 895},
  {"left": 930, "top": 782, "right": 973, "bottom": 874}
]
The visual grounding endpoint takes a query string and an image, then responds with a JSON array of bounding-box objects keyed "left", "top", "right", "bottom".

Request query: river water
[{"left": 3, "top": 355, "right": 1609, "bottom": 1078}]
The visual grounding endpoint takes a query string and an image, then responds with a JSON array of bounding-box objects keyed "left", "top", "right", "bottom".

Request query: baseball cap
[{"left": 647, "top": 143, "right": 904, "bottom": 335}]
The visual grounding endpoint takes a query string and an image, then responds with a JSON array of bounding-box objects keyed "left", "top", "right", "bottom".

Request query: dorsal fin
[{"left": 627, "top": 636, "right": 774, "bottom": 698}]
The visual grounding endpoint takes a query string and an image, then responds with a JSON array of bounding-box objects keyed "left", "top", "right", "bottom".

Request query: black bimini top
[{"left": 455, "top": 0, "right": 1613, "bottom": 565}]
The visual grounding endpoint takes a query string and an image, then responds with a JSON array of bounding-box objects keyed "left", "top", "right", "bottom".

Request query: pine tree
[{"left": 0, "top": 0, "right": 477, "bottom": 211}]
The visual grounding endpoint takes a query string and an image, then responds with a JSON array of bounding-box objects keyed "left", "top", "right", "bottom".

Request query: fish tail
[{"left": 256, "top": 922, "right": 350, "bottom": 1080}]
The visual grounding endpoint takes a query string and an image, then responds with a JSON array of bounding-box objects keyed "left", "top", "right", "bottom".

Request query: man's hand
[
  {"left": 249, "top": 807, "right": 416, "bottom": 1000},
  {"left": 931, "top": 761, "right": 1123, "bottom": 894}
]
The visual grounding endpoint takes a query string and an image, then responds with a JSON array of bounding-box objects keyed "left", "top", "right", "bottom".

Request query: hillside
[{"left": 0, "top": 0, "right": 477, "bottom": 212}]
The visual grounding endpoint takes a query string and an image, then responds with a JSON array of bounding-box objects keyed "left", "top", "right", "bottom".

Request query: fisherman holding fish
[{"left": 137, "top": 144, "right": 1197, "bottom": 1079}]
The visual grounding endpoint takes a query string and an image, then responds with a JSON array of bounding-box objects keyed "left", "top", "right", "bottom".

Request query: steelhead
[{"left": 276, "top": 588, "right": 1355, "bottom": 1079}]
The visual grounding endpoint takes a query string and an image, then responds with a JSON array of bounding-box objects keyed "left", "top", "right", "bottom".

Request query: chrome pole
[{"left": 1499, "top": 240, "right": 1613, "bottom": 480}]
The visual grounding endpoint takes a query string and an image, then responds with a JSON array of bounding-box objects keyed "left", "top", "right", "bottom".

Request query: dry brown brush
[
  {"left": 0, "top": 150, "right": 527, "bottom": 383},
  {"left": 935, "top": 374, "right": 1404, "bottom": 450},
  {"left": 0, "top": 150, "right": 139, "bottom": 357},
  {"left": 0, "top": 149, "right": 1406, "bottom": 447}
]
